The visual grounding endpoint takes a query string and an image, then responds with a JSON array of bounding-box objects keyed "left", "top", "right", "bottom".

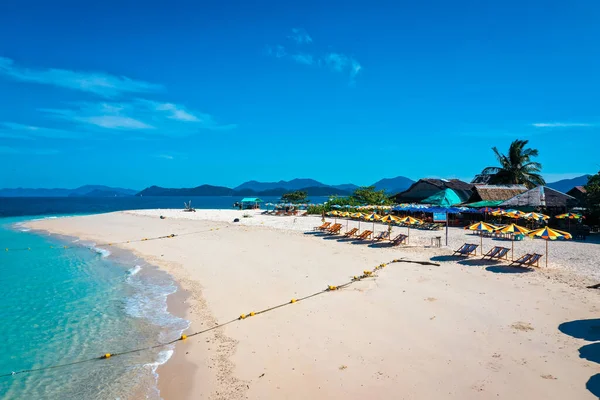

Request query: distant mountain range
[
  {"left": 137, "top": 177, "right": 415, "bottom": 197},
  {"left": 546, "top": 175, "right": 591, "bottom": 193},
  {"left": 3, "top": 174, "right": 589, "bottom": 198},
  {"left": 0, "top": 185, "right": 137, "bottom": 197}
]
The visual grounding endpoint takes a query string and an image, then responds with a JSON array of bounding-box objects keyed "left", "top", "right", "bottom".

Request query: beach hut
[
  {"left": 499, "top": 186, "right": 577, "bottom": 212},
  {"left": 240, "top": 198, "right": 263, "bottom": 210}
]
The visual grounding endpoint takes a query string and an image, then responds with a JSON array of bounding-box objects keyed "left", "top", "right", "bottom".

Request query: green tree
[
  {"left": 351, "top": 186, "right": 392, "bottom": 205},
  {"left": 585, "top": 171, "right": 600, "bottom": 221},
  {"left": 281, "top": 190, "right": 308, "bottom": 204},
  {"left": 488, "top": 139, "right": 545, "bottom": 188}
]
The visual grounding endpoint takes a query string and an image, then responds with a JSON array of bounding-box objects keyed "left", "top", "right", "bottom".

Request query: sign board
[{"left": 433, "top": 212, "right": 447, "bottom": 222}]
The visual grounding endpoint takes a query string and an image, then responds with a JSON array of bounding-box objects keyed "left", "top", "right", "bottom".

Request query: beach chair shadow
[
  {"left": 485, "top": 265, "right": 534, "bottom": 274},
  {"left": 458, "top": 258, "right": 502, "bottom": 267},
  {"left": 579, "top": 342, "right": 600, "bottom": 364},
  {"left": 367, "top": 242, "right": 395, "bottom": 248},
  {"left": 587, "top": 374, "right": 600, "bottom": 398},
  {"left": 430, "top": 255, "right": 460, "bottom": 262},
  {"left": 558, "top": 319, "right": 600, "bottom": 341}
]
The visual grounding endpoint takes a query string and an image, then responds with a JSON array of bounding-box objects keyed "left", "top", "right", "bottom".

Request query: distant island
[{"left": 0, "top": 175, "right": 590, "bottom": 198}]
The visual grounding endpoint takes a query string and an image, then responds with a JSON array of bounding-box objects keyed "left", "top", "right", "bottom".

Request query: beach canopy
[
  {"left": 363, "top": 213, "right": 382, "bottom": 221},
  {"left": 524, "top": 212, "right": 549, "bottom": 221},
  {"left": 506, "top": 210, "right": 527, "bottom": 219},
  {"left": 339, "top": 211, "right": 351, "bottom": 217},
  {"left": 467, "top": 200, "right": 504, "bottom": 208},
  {"left": 421, "top": 189, "right": 463, "bottom": 207},
  {"left": 241, "top": 197, "right": 264, "bottom": 203},
  {"left": 398, "top": 216, "right": 423, "bottom": 225},
  {"left": 496, "top": 223, "right": 529, "bottom": 235},
  {"left": 380, "top": 215, "right": 400, "bottom": 224},
  {"left": 327, "top": 211, "right": 340, "bottom": 216},
  {"left": 528, "top": 227, "right": 572, "bottom": 268},
  {"left": 555, "top": 212, "right": 583, "bottom": 219},
  {"left": 464, "top": 222, "right": 498, "bottom": 232},
  {"left": 491, "top": 209, "right": 506, "bottom": 216}
]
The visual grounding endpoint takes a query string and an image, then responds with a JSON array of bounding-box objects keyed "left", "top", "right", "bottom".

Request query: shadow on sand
[
  {"left": 457, "top": 258, "right": 501, "bottom": 267},
  {"left": 559, "top": 319, "right": 600, "bottom": 342},
  {"left": 579, "top": 343, "right": 600, "bottom": 364},
  {"left": 587, "top": 374, "right": 600, "bottom": 398},
  {"left": 485, "top": 265, "right": 534, "bottom": 274},
  {"left": 558, "top": 319, "right": 600, "bottom": 398},
  {"left": 430, "top": 255, "right": 462, "bottom": 263}
]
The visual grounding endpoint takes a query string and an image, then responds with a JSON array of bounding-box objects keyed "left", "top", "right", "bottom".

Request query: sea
[{"left": 0, "top": 196, "right": 327, "bottom": 399}]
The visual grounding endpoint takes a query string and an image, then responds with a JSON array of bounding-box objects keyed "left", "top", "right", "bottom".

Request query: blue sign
[{"left": 433, "top": 212, "right": 447, "bottom": 222}]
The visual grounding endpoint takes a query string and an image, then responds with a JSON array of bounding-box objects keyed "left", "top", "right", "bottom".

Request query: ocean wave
[
  {"left": 91, "top": 246, "right": 111, "bottom": 258},
  {"left": 128, "top": 265, "right": 142, "bottom": 276}
]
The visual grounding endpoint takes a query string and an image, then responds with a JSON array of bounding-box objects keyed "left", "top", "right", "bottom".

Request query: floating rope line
[{"left": 0, "top": 258, "right": 439, "bottom": 378}]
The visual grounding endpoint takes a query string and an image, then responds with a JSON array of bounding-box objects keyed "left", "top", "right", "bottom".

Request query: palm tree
[{"left": 488, "top": 139, "right": 545, "bottom": 188}]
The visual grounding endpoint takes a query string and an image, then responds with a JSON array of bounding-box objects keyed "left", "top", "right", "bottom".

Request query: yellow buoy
[
  {"left": 240, "top": 314, "right": 246, "bottom": 319},
  {"left": 181, "top": 334, "right": 187, "bottom": 340},
  {"left": 290, "top": 299, "right": 297, "bottom": 303},
  {"left": 103, "top": 353, "right": 111, "bottom": 359},
  {"left": 249, "top": 312, "right": 255, "bottom": 317},
  {"left": 328, "top": 285, "right": 337, "bottom": 291}
]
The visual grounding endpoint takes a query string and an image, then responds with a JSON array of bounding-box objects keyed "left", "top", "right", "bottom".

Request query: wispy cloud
[
  {"left": 0, "top": 56, "right": 163, "bottom": 98},
  {"left": 290, "top": 53, "right": 314, "bottom": 66},
  {"left": 531, "top": 122, "right": 594, "bottom": 128},
  {"left": 0, "top": 122, "right": 81, "bottom": 139},
  {"left": 267, "top": 30, "right": 362, "bottom": 84},
  {"left": 39, "top": 99, "right": 236, "bottom": 134},
  {"left": 323, "top": 53, "right": 362, "bottom": 83},
  {"left": 288, "top": 28, "right": 312, "bottom": 45},
  {"left": 157, "top": 154, "right": 174, "bottom": 160}
]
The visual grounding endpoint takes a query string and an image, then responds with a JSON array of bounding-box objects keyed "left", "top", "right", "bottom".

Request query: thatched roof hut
[
  {"left": 499, "top": 186, "right": 576, "bottom": 210},
  {"left": 467, "top": 185, "right": 528, "bottom": 204}
]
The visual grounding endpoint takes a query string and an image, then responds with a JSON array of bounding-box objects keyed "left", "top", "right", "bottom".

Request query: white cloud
[
  {"left": 532, "top": 122, "right": 593, "bottom": 128},
  {"left": 323, "top": 53, "right": 363, "bottom": 83},
  {"left": 0, "top": 56, "right": 163, "bottom": 98},
  {"left": 290, "top": 53, "right": 314, "bottom": 65},
  {"left": 0, "top": 122, "right": 81, "bottom": 139},
  {"left": 157, "top": 154, "right": 174, "bottom": 160},
  {"left": 288, "top": 28, "right": 312, "bottom": 44},
  {"left": 39, "top": 99, "right": 236, "bottom": 134}
]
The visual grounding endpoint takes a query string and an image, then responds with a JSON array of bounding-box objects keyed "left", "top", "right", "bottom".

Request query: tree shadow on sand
[
  {"left": 485, "top": 265, "right": 534, "bottom": 274},
  {"left": 579, "top": 343, "right": 600, "bottom": 364},
  {"left": 430, "top": 255, "right": 462, "bottom": 262},
  {"left": 457, "top": 259, "right": 502, "bottom": 267},
  {"left": 559, "top": 319, "right": 600, "bottom": 341},
  {"left": 559, "top": 319, "right": 600, "bottom": 398}
]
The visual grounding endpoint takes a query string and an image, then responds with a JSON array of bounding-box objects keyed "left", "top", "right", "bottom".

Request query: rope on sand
[{"left": 0, "top": 258, "right": 439, "bottom": 378}]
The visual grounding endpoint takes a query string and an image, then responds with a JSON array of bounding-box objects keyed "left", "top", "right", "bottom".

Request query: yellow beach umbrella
[
  {"left": 398, "top": 216, "right": 423, "bottom": 244},
  {"left": 464, "top": 222, "right": 498, "bottom": 255},
  {"left": 506, "top": 210, "right": 526, "bottom": 219},
  {"left": 523, "top": 212, "right": 549, "bottom": 222},
  {"left": 339, "top": 211, "right": 351, "bottom": 230},
  {"left": 556, "top": 212, "right": 583, "bottom": 219},
  {"left": 528, "top": 227, "right": 572, "bottom": 268},
  {"left": 363, "top": 213, "right": 382, "bottom": 237},
  {"left": 491, "top": 209, "right": 506, "bottom": 217},
  {"left": 379, "top": 215, "right": 400, "bottom": 224},
  {"left": 327, "top": 210, "right": 340, "bottom": 224},
  {"left": 496, "top": 223, "right": 530, "bottom": 260},
  {"left": 351, "top": 212, "right": 364, "bottom": 231}
]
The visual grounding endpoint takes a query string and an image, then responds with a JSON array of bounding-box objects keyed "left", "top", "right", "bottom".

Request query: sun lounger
[
  {"left": 373, "top": 231, "right": 390, "bottom": 241},
  {"left": 390, "top": 233, "right": 408, "bottom": 246},
  {"left": 452, "top": 243, "right": 479, "bottom": 257},
  {"left": 313, "top": 222, "right": 331, "bottom": 231},
  {"left": 356, "top": 230, "right": 373, "bottom": 240},
  {"left": 327, "top": 224, "right": 343, "bottom": 235},
  {"left": 509, "top": 253, "right": 543, "bottom": 267},
  {"left": 344, "top": 228, "right": 359, "bottom": 237},
  {"left": 491, "top": 247, "right": 510, "bottom": 261},
  {"left": 482, "top": 246, "right": 502, "bottom": 259}
]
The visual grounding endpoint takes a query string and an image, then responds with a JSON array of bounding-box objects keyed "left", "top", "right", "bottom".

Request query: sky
[{"left": 1, "top": 0, "right": 599, "bottom": 190}]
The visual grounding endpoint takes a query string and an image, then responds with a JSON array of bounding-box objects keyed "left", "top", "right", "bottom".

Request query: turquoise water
[{"left": 0, "top": 217, "right": 189, "bottom": 399}]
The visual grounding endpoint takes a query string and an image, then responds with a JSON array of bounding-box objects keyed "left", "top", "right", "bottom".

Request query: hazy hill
[
  {"left": 372, "top": 176, "right": 415, "bottom": 194},
  {"left": 0, "top": 185, "right": 137, "bottom": 197},
  {"left": 546, "top": 175, "right": 591, "bottom": 193}
]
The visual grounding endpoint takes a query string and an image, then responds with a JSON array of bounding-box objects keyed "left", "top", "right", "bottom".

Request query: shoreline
[
  {"left": 21, "top": 223, "right": 198, "bottom": 400},
  {"left": 24, "top": 210, "right": 600, "bottom": 399}
]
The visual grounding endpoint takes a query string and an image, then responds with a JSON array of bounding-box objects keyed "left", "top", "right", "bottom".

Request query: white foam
[
  {"left": 88, "top": 245, "right": 110, "bottom": 258},
  {"left": 128, "top": 265, "right": 142, "bottom": 276}
]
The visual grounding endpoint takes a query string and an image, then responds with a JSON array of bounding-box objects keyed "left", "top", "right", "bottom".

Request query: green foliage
[
  {"left": 352, "top": 186, "right": 393, "bottom": 205},
  {"left": 488, "top": 139, "right": 545, "bottom": 188},
  {"left": 585, "top": 171, "right": 600, "bottom": 222},
  {"left": 280, "top": 190, "right": 308, "bottom": 203}
]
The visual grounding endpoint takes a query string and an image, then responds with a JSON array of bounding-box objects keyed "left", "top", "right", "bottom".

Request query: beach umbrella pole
[
  {"left": 546, "top": 240, "right": 548, "bottom": 268},
  {"left": 480, "top": 233, "right": 483, "bottom": 255},
  {"left": 511, "top": 238, "right": 514, "bottom": 261}
]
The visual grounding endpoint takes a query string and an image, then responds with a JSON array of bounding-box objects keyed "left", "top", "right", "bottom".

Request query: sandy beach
[{"left": 27, "top": 210, "right": 600, "bottom": 399}]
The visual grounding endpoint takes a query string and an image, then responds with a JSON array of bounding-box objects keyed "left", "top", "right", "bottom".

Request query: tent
[
  {"left": 421, "top": 189, "right": 463, "bottom": 207},
  {"left": 464, "top": 200, "right": 504, "bottom": 208}
]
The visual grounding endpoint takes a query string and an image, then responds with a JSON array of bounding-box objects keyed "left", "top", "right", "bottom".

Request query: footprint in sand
[
  {"left": 511, "top": 322, "right": 534, "bottom": 332},
  {"left": 425, "top": 297, "right": 437, "bottom": 302}
]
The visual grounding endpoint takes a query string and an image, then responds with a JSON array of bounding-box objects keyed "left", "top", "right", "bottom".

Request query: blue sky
[{"left": 1, "top": 1, "right": 599, "bottom": 189}]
